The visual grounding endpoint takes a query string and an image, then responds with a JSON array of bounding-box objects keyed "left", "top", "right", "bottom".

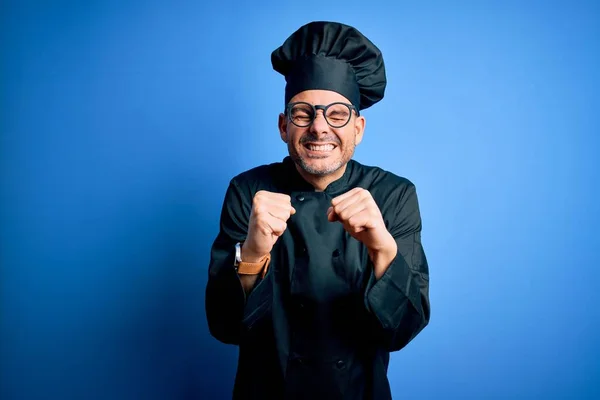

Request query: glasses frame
[{"left": 285, "top": 101, "right": 360, "bottom": 129}]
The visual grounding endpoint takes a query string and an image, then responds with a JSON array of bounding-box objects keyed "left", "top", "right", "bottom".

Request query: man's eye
[
  {"left": 327, "top": 112, "right": 348, "bottom": 121},
  {"left": 291, "top": 108, "right": 313, "bottom": 122},
  {"left": 293, "top": 115, "right": 311, "bottom": 121},
  {"left": 292, "top": 110, "right": 311, "bottom": 116}
]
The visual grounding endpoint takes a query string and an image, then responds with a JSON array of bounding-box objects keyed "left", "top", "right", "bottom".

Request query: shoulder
[
  {"left": 229, "top": 160, "right": 285, "bottom": 194},
  {"left": 351, "top": 160, "right": 422, "bottom": 227},
  {"left": 350, "top": 159, "right": 416, "bottom": 197}
]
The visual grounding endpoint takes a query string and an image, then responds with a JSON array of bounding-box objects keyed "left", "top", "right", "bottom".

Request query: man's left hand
[{"left": 328, "top": 188, "right": 397, "bottom": 277}]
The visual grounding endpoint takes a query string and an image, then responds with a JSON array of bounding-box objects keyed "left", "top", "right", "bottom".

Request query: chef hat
[{"left": 271, "top": 21, "right": 386, "bottom": 111}]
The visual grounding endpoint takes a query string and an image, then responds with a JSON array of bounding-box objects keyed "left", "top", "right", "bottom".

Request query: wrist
[
  {"left": 241, "top": 242, "right": 269, "bottom": 263},
  {"left": 368, "top": 232, "right": 397, "bottom": 257},
  {"left": 368, "top": 234, "right": 397, "bottom": 276}
]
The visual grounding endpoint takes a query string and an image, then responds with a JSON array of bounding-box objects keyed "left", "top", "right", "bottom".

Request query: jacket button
[
  {"left": 296, "top": 195, "right": 305, "bottom": 202},
  {"left": 336, "top": 360, "right": 345, "bottom": 369},
  {"left": 332, "top": 249, "right": 340, "bottom": 257}
]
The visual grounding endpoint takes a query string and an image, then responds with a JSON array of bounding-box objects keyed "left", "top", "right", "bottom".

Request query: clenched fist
[
  {"left": 242, "top": 190, "right": 296, "bottom": 263},
  {"left": 327, "top": 187, "right": 397, "bottom": 278}
]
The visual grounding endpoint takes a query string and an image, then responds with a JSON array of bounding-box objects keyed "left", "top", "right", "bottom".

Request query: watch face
[{"left": 234, "top": 242, "right": 242, "bottom": 266}]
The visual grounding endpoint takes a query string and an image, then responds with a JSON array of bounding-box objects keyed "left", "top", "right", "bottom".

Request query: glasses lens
[
  {"left": 325, "top": 103, "right": 352, "bottom": 128},
  {"left": 289, "top": 103, "right": 314, "bottom": 127}
]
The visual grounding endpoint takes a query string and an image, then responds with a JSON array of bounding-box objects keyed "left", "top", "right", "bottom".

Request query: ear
[
  {"left": 278, "top": 113, "right": 288, "bottom": 143},
  {"left": 354, "top": 115, "right": 366, "bottom": 145}
]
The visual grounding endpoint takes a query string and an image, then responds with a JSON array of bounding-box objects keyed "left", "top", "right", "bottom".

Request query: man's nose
[{"left": 310, "top": 111, "right": 330, "bottom": 134}]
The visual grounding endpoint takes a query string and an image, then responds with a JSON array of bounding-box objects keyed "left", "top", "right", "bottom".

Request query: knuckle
[
  {"left": 254, "top": 204, "right": 265, "bottom": 214},
  {"left": 273, "top": 222, "right": 286, "bottom": 235}
]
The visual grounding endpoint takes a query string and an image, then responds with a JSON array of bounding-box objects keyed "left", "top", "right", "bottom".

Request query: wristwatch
[{"left": 234, "top": 242, "right": 271, "bottom": 277}]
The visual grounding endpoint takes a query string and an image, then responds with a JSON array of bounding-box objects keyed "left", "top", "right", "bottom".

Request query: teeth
[{"left": 307, "top": 144, "right": 334, "bottom": 151}]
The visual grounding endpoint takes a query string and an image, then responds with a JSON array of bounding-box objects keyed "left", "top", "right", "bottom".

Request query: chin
[{"left": 297, "top": 157, "right": 344, "bottom": 176}]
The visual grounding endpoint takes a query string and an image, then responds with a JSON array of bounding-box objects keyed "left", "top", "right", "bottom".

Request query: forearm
[
  {"left": 206, "top": 255, "right": 246, "bottom": 345},
  {"left": 206, "top": 247, "right": 272, "bottom": 344},
  {"left": 364, "top": 233, "right": 430, "bottom": 351}
]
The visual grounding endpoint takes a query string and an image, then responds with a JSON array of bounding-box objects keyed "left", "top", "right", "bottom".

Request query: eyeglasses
[{"left": 286, "top": 102, "right": 359, "bottom": 129}]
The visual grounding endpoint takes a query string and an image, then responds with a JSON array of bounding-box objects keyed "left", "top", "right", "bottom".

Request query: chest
[{"left": 280, "top": 191, "right": 369, "bottom": 303}]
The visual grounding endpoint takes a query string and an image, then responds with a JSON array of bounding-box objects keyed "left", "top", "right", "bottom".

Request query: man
[{"left": 205, "top": 21, "right": 430, "bottom": 399}]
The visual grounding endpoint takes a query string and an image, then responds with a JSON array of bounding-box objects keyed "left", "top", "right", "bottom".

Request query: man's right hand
[{"left": 242, "top": 190, "right": 296, "bottom": 262}]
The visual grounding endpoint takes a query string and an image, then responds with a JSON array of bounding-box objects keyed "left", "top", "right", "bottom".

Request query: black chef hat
[{"left": 271, "top": 21, "right": 386, "bottom": 111}]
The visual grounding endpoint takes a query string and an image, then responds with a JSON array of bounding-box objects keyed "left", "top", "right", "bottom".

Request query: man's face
[{"left": 278, "top": 90, "right": 365, "bottom": 177}]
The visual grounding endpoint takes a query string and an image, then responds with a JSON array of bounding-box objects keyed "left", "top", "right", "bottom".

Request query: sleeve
[
  {"left": 363, "top": 183, "right": 430, "bottom": 352},
  {"left": 204, "top": 179, "right": 273, "bottom": 345}
]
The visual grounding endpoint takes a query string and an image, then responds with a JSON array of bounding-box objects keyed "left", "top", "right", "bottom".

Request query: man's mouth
[{"left": 304, "top": 143, "right": 336, "bottom": 152}]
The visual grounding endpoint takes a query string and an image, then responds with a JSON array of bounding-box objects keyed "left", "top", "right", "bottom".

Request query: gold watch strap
[{"left": 237, "top": 253, "right": 271, "bottom": 278}]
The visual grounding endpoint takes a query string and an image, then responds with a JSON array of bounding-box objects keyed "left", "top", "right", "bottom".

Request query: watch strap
[{"left": 237, "top": 253, "right": 271, "bottom": 279}]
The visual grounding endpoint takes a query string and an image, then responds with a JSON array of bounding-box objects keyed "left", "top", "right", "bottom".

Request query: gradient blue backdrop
[{"left": 2, "top": 1, "right": 599, "bottom": 399}]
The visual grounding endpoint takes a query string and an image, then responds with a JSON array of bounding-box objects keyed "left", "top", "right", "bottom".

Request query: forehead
[{"left": 289, "top": 89, "right": 352, "bottom": 105}]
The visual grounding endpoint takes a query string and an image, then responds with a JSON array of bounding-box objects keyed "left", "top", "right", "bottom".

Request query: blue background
[{"left": 2, "top": 1, "right": 599, "bottom": 399}]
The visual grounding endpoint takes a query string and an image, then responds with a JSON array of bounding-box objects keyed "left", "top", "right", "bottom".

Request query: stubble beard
[{"left": 288, "top": 140, "right": 355, "bottom": 177}]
